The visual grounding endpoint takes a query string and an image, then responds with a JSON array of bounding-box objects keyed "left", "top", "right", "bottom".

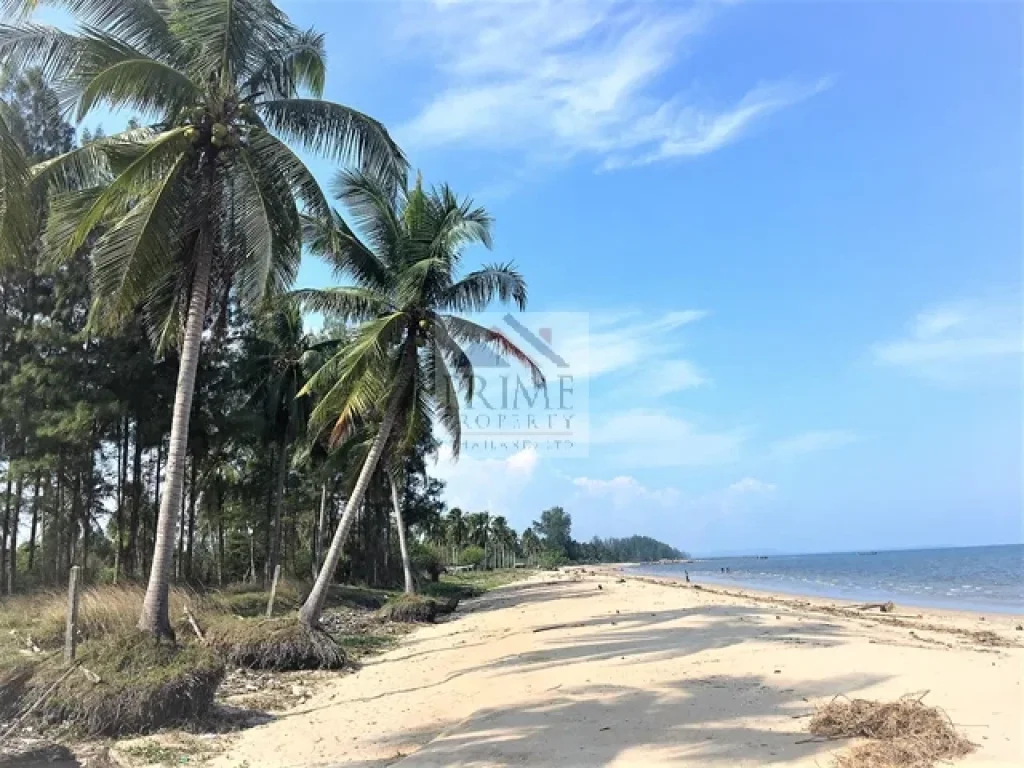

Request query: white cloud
[
  {"left": 398, "top": 0, "right": 829, "bottom": 169},
  {"left": 572, "top": 474, "right": 681, "bottom": 508},
  {"left": 725, "top": 477, "right": 776, "bottom": 496},
  {"left": 646, "top": 359, "right": 710, "bottom": 395},
  {"left": 872, "top": 299, "right": 1022, "bottom": 385},
  {"left": 431, "top": 445, "right": 539, "bottom": 514},
  {"left": 554, "top": 310, "right": 709, "bottom": 390},
  {"left": 591, "top": 407, "right": 745, "bottom": 467},
  {"left": 767, "top": 430, "right": 858, "bottom": 461}
]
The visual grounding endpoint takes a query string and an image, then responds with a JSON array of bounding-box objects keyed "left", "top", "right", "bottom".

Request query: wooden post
[
  {"left": 266, "top": 564, "right": 282, "bottom": 618},
  {"left": 64, "top": 565, "right": 81, "bottom": 665}
]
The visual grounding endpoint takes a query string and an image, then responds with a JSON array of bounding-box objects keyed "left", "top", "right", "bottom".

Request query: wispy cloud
[
  {"left": 725, "top": 477, "right": 777, "bottom": 496},
  {"left": 398, "top": 0, "right": 829, "bottom": 169},
  {"left": 767, "top": 430, "right": 858, "bottom": 461},
  {"left": 540, "top": 311, "right": 708, "bottom": 382},
  {"left": 572, "top": 475, "right": 681, "bottom": 508},
  {"left": 872, "top": 299, "right": 1022, "bottom": 385},
  {"left": 591, "top": 407, "right": 745, "bottom": 467}
]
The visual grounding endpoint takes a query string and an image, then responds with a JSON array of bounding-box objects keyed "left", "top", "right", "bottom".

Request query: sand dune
[{"left": 211, "top": 570, "right": 1023, "bottom": 768}]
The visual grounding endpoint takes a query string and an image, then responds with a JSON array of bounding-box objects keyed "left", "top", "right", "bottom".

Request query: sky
[{"left": 54, "top": 0, "right": 1024, "bottom": 555}]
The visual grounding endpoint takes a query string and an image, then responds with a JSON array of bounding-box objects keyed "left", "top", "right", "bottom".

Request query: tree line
[{"left": 0, "top": 0, "right": 685, "bottom": 642}]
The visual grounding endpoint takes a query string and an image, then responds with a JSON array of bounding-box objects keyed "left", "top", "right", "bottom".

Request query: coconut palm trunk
[
  {"left": 268, "top": 441, "right": 289, "bottom": 580},
  {"left": 314, "top": 482, "right": 329, "bottom": 575},
  {"left": 138, "top": 238, "right": 212, "bottom": 638},
  {"left": 390, "top": 473, "right": 414, "bottom": 594},
  {"left": 299, "top": 355, "right": 412, "bottom": 626}
]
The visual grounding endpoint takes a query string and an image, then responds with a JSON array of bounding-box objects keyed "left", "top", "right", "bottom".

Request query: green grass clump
[
  {"left": 205, "top": 616, "right": 345, "bottom": 670},
  {"left": 378, "top": 594, "right": 440, "bottom": 623},
  {"left": 30, "top": 632, "right": 224, "bottom": 736}
]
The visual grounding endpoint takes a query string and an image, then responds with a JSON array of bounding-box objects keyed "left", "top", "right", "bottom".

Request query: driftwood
[
  {"left": 79, "top": 666, "right": 102, "bottom": 684},
  {"left": 856, "top": 602, "right": 895, "bottom": 613},
  {"left": 183, "top": 603, "right": 207, "bottom": 644},
  {"left": 533, "top": 622, "right": 587, "bottom": 633}
]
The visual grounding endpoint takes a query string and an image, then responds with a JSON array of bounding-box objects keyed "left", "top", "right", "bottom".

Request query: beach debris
[
  {"left": 616, "top": 578, "right": 626, "bottom": 584},
  {"left": 597, "top": 585, "right": 603, "bottom": 590},
  {"left": 808, "top": 692, "right": 974, "bottom": 768},
  {"left": 533, "top": 622, "right": 587, "bottom": 633},
  {"left": 1015, "top": 624, "right": 1022, "bottom": 631},
  {"left": 856, "top": 602, "right": 895, "bottom": 613}
]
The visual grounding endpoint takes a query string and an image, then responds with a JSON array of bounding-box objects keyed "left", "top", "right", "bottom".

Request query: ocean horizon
[{"left": 628, "top": 544, "right": 1024, "bottom": 614}]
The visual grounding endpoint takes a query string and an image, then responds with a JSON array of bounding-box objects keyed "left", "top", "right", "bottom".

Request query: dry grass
[
  {"left": 0, "top": 584, "right": 206, "bottom": 649},
  {"left": 810, "top": 693, "right": 975, "bottom": 768}
]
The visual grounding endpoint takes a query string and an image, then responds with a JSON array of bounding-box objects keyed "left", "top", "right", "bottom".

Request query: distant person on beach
[{"left": 685, "top": 570, "right": 690, "bottom": 583}]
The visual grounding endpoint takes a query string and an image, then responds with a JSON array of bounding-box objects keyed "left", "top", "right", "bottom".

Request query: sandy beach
[{"left": 210, "top": 569, "right": 1023, "bottom": 768}]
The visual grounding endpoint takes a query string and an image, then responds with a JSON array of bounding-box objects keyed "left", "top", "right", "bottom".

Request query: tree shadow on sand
[{"left": 379, "top": 672, "right": 887, "bottom": 767}]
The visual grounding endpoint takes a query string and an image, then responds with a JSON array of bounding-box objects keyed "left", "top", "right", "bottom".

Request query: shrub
[
  {"left": 459, "top": 546, "right": 485, "bottom": 567},
  {"left": 536, "top": 549, "right": 569, "bottom": 570},
  {"left": 411, "top": 543, "right": 444, "bottom": 582}
]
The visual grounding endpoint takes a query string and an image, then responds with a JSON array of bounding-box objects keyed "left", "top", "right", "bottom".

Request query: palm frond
[
  {"left": 0, "top": 100, "right": 32, "bottom": 259},
  {"left": 423, "top": 339, "right": 461, "bottom": 454},
  {"left": 258, "top": 98, "right": 406, "bottom": 184},
  {"left": 0, "top": 23, "right": 83, "bottom": 82},
  {"left": 245, "top": 129, "right": 330, "bottom": 222},
  {"left": 64, "top": 127, "right": 190, "bottom": 259},
  {"left": 31, "top": 125, "right": 160, "bottom": 193},
  {"left": 2, "top": 0, "right": 179, "bottom": 62},
  {"left": 242, "top": 27, "right": 325, "bottom": 99},
  {"left": 331, "top": 168, "right": 404, "bottom": 263},
  {"left": 291, "top": 286, "right": 394, "bottom": 322},
  {"left": 88, "top": 153, "right": 190, "bottom": 330},
  {"left": 229, "top": 140, "right": 302, "bottom": 308},
  {"left": 425, "top": 182, "right": 493, "bottom": 258},
  {"left": 443, "top": 262, "right": 528, "bottom": 313},
  {"left": 76, "top": 58, "right": 200, "bottom": 120},
  {"left": 302, "top": 208, "right": 391, "bottom": 291},
  {"left": 170, "top": 0, "right": 295, "bottom": 87},
  {"left": 431, "top": 316, "right": 475, "bottom": 402},
  {"left": 443, "top": 315, "right": 545, "bottom": 388}
]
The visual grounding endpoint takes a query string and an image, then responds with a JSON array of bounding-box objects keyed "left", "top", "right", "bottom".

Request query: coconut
[{"left": 211, "top": 123, "right": 228, "bottom": 139}]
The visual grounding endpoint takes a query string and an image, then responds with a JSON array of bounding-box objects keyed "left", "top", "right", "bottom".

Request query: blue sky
[{"left": 58, "top": 0, "right": 1024, "bottom": 554}]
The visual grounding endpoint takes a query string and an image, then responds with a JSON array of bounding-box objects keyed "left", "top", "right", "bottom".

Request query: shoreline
[
  {"left": 612, "top": 565, "right": 1024, "bottom": 624},
  {"left": 201, "top": 568, "right": 1023, "bottom": 768},
  {"left": 621, "top": 563, "right": 1024, "bottom": 617}
]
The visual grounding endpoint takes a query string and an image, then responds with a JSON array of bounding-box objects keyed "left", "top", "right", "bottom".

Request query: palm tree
[
  {"left": 446, "top": 507, "right": 466, "bottom": 564},
  {"left": 0, "top": 0, "right": 405, "bottom": 638},
  {"left": 466, "top": 511, "right": 490, "bottom": 549},
  {"left": 489, "top": 515, "right": 516, "bottom": 568},
  {"left": 521, "top": 528, "right": 541, "bottom": 566},
  {"left": 295, "top": 172, "right": 541, "bottom": 626}
]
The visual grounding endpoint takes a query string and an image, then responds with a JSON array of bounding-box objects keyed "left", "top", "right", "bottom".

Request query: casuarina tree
[{"left": 0, "top": 0, "right": 405, "bottom": 638}]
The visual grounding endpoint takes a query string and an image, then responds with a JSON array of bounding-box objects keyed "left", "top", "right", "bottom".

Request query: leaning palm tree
[
  {"left": 295, "top": 172, "right": 541, "bottom": 626},
  {"left": 0, "top": 0, "right": 405, "bottom": 638}
]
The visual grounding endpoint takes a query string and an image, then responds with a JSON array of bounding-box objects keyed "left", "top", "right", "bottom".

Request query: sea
[{"left": 628, "top": 544, "right": 1024, "bottom": 614}]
